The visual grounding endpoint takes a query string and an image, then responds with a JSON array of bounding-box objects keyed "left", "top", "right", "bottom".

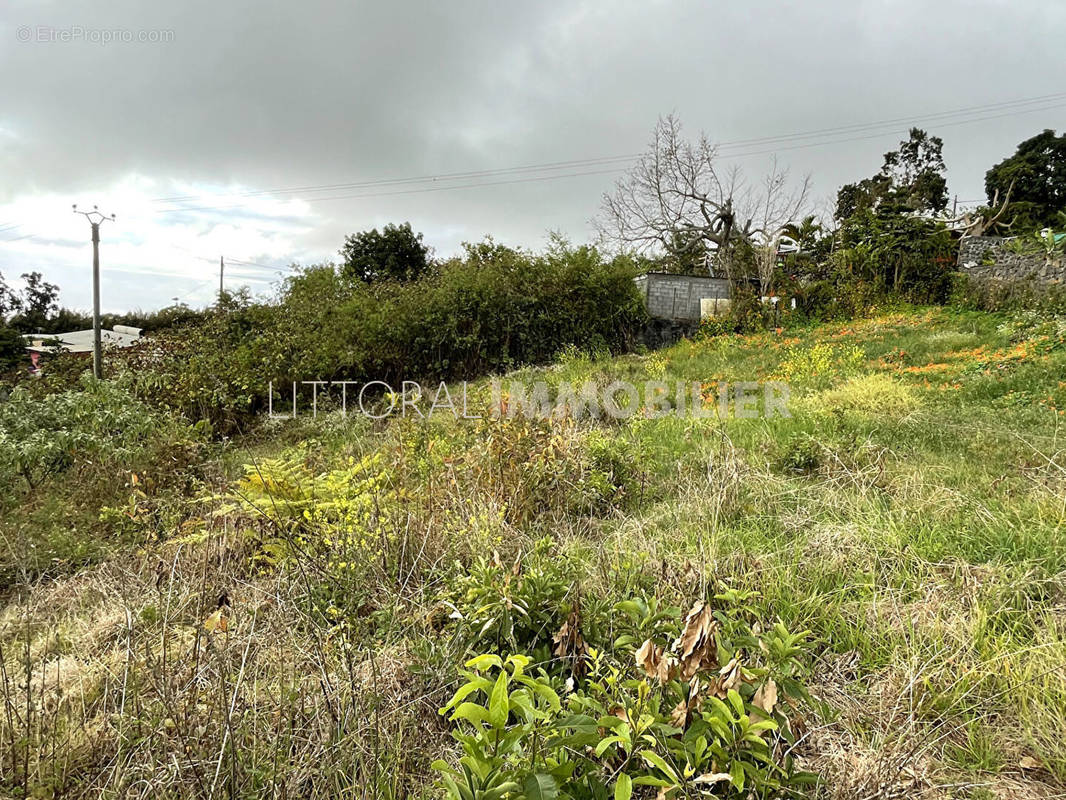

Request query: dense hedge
[
  {"left": 113, "top": 239, "right": 647, "bottom": 428},
  {"left": 948, "top": 273, "right": 1066, "bottom": 315}
]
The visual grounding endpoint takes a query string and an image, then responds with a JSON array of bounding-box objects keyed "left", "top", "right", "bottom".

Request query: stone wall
[
  {"left": 634, "top": 273, "right": 732, "bottom": 320},
  {"left": 958, "top": 236, "right": 1065, "bottom": 284}
]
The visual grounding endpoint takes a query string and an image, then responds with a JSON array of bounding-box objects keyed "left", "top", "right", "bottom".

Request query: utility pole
[
  {"left": 219, "top": 256, "right": 224, "bottom": 306},
  {"left": 73, "top": 204, "right": 115, "bottom": 379}
]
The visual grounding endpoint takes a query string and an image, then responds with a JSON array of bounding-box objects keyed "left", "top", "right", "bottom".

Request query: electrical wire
[
  {"left": 224, "top": 257, "right": 297, "bottom": 271},
  {"left": 149, "top": 90, "right": 1066, "bottom": 211},
  {"left": 151, "top": 98, "right": 1066, "bottom": 216}
]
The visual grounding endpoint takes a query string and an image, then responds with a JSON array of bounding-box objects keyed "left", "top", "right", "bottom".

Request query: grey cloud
[{"left": 1, "top": 0, "right": 1064, "bottom": 310}]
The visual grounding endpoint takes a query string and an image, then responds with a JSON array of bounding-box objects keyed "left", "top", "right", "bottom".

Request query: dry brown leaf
[
  {"left": 635, "top": 639, "right": 658, "bottom": 676},
  {"left": 707, "top": 657, "right": 750, "bottom": 699},
  {"left": 203, "top": 608, "right": 228, "bottom": 633},
  {"left": 670, "top": 678, "right": 701, "bottom": 728},
  {"left": 752, "top": 678, "right": 778, "bottom": 716},
  {"left": 635, "top": 638, "right": 677, "bottom": 683},
  {"left": 1019, "top": 756, "right": 1042, "bottom": 770},
  {"left": 553, "top": 610, "right": 589, "bottom": 679},
  {"left": 675, "top": 601, "right": 719, "bottom": 680},
  {"left": 692, "top": 772, "right": 731, "bottom": 785},
  {"left": 680, "top": 559, "right": 701, "bottom": 586}
]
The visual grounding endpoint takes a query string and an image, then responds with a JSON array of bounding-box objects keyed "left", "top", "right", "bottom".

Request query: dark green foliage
[
  {"left": 3, "top": 303, "right": 210, "bottom": 338},
  {"left": 837, "top": 211, "right": 956, "bottom": 300},
  {"left": 696, "top": 288, "right": 773, "bottom": 338},
  {"left": 796, "top": 277, "right": 883, "bottom": 322},
  {"left": 0, "top": 374, "right": 195, "bottom": 492},
  {"left": 5, "top": 272, "right": 60, "bottom": 333},
  {"left": 435, "top": 599, "right": 815, "bottom": 800},
  {"left": 985, "top": 129, "right": 1066, "bottom": 232},
  {"left": 114, "top": 297, "right": 279, "bottom": 430},
  {"left": 836, "top": 172, "right": 892, "bottom": 220},
  {"left": 836, "top": 128, "right": 948, "bottom": 219},
  {"left": 285, "top": 237, "right": 646, "bottom": 385},
  {"left": 340, "top": 221, "right": 431, "bottom": 283},
  {"left": 948, "top": 273, "right": 1066, "bottom": 315},
  {"left": 817, "top": 129, "right": 957, "bottom": 320},
  {"left": 0, "top": 326, "right": 24, "bottom": 373},
  {"left": 781, "top": 216, "right": 823, "bottom": 252},
  {"left": 778, "top": 211, "right": 955, "bottom": 323},
  {"left": 0, "top": 271, "right": 19, "bottom": 320},
  {"left": 38, "top": 307, "right": 91, "bottom": 333},
  {"left": 116, "top": 240, "right": 646, "bottom": 430}
]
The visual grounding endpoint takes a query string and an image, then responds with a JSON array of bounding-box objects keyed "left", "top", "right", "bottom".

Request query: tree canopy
[
  {"left": 339, "top": 222, "right": 431, "bottom": 283},
  {"left": 597, "top": 115, "right": 809, "bottom": 291},
  {"left": 0, "top": 271, "right": 22, "bottom": 322},
  {"left": 985, "top": 129, "right": 1066, "bottom": 232},
  {"left": 3, "top": 272, "right": 60, "bottom": 333},
  {"left": 836, "top": 128, "right": 948, "bottom": 219}
]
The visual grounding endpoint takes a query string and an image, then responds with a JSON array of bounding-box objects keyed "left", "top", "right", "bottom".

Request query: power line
[
  {"left": 155, "top": 165, "right": 629, "bottom": 214},
  {"left": 224, "top": 257, "right": 298, "bottom": 271},
  {"left": 717, "top": 99, "right": 1066, "bottom": 159},
  {"left": 0, "top": 230, "right": 43, "bottom": 243},
  {"left": 151, "top": 97, "right": 1066, "bottom": 216},
  {"left": 149, "top": 90, "right": 1066, "bottom": 211},
  {"left": 173, "top": 278, "right": 221, "bottom": 302},
  {"left": 699, "top": 91, "right": 1066, "bottom": 150},
  {"left": 150, "top": 153, "right": 642, "bottom": 204}
]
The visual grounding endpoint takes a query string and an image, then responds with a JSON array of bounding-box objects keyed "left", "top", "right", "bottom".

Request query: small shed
[{"left": 634, "top": 273, "right": 733, "bottom": 321}]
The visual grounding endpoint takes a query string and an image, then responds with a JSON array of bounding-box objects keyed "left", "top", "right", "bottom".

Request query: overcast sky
[{"left": 1, "top": 0, "right": 1064, "bottom": 312}]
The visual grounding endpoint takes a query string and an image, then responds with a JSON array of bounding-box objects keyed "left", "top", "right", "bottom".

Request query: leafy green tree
[
  {"left": 837, "top": 209, "right": 955, "bottom": 298},
  {"left": 7, "top": 272, "right": 60, "bottom": 333},
  {"left": 836, "top": 128, "right": 948, "bottom": 219},
  {"left": 339, "top": 222, "right": 430, "bottom": 283},
  {"left": 0, "top": 271, "right": 21, "bottom": 322},
  {"left": 0, "top": 325, "right": 23, "bottom": 373},
  {"left": 985, "top": 129, "right": 1066, "bottom": 232}
]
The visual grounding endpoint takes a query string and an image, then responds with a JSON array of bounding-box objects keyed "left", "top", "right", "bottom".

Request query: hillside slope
[{"left": 2, "top": 307, "right": 1065, "bottom": 799}]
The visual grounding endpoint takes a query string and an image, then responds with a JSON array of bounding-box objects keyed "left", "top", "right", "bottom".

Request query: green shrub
[
  {"left": 949, "top": 273, "right": 1066, "bottom": 315},
  {"left": 0, "top": 326, "right": 24, "bottom": 374},
  {"left": 695, "top": 288, "right": 772, "bottom": 338},
  {"left": 446, "top": 538, "right": 575, "bottom": 656},
  {"left": 809, "top": 373, "right": 920, "bottom": 417},
  {"left": 116, "top": 241, "right": 647, "bottom": 431},
  {"left": 434, "top": 594, "right": 815, "bottom": 800},
  {"left": 798, "top": 277, "right": 884, "bottom": 321},
  {"left": 0, "top": 374, "right": 195, "bottom": 492}
]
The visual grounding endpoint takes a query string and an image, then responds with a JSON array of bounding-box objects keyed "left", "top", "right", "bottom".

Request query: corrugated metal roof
[{"left": 23, "top": 327, "right": 142, "bottom": 354}]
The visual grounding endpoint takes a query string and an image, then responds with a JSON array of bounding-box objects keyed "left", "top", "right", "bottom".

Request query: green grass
[{"left": 2, "top": 305, "right": 1065, "bottom": 798}]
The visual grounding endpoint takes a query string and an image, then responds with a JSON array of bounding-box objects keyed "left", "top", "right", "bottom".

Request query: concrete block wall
[{"left": 635, "top": 273, "right": 732, "bottom": 320}]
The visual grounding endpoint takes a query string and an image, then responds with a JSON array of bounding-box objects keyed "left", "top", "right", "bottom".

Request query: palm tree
[{"left": 781, "top": 216, "right": 823, "bottom": 251}]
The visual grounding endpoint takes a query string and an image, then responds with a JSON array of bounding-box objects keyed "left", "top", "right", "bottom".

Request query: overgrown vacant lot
[{"left": 2, "top": 307, "right": 1065, "bottom": 799}]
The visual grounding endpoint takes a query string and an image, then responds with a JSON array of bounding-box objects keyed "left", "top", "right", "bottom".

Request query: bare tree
[
  {"left": 749, "top": 156, "right": 812, "bottom": 293},
  {"left": 937, "top": 181, "right": 1014, "bottom": 238},
  {"left": 597, "top": 115, "right": 810, "bottom": 293}
]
